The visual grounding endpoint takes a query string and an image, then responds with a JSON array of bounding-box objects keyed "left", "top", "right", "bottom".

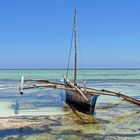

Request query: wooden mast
[{"left": 74, "top": 9, "right": 77, "bottom": 84}]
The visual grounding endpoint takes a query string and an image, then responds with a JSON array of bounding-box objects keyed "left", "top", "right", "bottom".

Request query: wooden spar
[
  {"left": 83, "top": 88, "right": 140, "bottom": 106},
  {"left": 20, "top": 79, "right": 140, "bottom": 106},
  {"left": 74, "top": 9, "right": 77, "bottom": 84},
  {"left": 22, "top": 77, "right": 89, "bottom": 102},
  {"left": 24, "top": 79, "right": 67, "bottom": 86},
  {"left": 25, "top": 79, "right": 50, "bottom": 83},
  {"left": 21, "top": 83, "right": 76, "bottom": 91},
  {"left": 64, "top": 78, "right": 89, "bottom": 102},
  {"left": 83, "top": 87, "right": 140, "bottom": 105},
  {"left": 117, "top": 93, "right": 140, "bottom": 105},
  {"left": 20, "top": 77, "right": 140, "bottom": 106}
]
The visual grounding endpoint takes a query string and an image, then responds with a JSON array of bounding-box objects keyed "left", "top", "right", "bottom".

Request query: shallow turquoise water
[{"left": 0, "top": 69, "right": 140, "bottom": 139}]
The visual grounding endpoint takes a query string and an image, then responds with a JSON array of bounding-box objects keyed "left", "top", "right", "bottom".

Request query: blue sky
[{"left": 0, "top": 0, "right": 140, "bottom": 69}]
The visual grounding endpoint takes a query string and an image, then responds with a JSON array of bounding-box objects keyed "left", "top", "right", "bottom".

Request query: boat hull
[{"left": 65, "top": 89, "right": 99, "bottom": 115}]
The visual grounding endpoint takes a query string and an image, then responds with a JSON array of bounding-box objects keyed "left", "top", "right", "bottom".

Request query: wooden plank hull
[{"left": 65, "top": 89, "right": 99, "bottom": 115}]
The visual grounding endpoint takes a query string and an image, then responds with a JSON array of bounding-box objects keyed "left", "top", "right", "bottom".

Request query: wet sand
[{"left": 1, "top": 103, "right": 140, "bottom": 140}]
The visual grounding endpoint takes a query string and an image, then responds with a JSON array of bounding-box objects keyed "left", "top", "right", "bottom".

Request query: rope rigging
[
  {"left": 66, "top": 11, "right": 85, "bottom": 83},
  {"left": 66, "top": 21, "right": 74, "bottom": 78}
]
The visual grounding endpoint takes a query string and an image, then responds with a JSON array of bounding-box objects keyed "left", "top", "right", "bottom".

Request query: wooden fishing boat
[
  {"left": 64, "top": 81, "right": 99, "bottom": 114},
  {"left": 63, "top": 9, "right": 99, "bottom": 114},
  {"left": 19, "top": 9, "right": 140, "bottom": 115}
]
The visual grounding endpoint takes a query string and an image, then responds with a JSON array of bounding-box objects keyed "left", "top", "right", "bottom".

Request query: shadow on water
[
  {"left": 0, "top": 116, "right": 62, "bottom": 139},
  {"left": 0, "top": 126, "right": 50, "bottom": 137},
  {"left": 14, "top": 100, "right": 19, "bottom": 115},
  {"left": 9, "top": 90, "right": 66, "bottom": 113},
  {"left": 0, "top": 109, "right": 140, "bottom": 139},
  {"left": 1, "top": 125, "right": 140, "bottom": 139}
]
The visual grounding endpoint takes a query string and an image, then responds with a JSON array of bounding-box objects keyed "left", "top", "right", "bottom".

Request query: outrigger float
[{"left": 19, "top": 9, "right": 140, "bottom": 115}]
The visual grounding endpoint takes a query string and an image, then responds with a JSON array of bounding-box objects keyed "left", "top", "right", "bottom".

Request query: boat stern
[{"left": 90, "top": 95, "right": 99, "bottom": 115}]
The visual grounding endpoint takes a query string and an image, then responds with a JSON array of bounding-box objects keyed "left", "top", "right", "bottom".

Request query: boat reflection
[{"left": 14, "top": 100, "right": 19, "bottom": 115}]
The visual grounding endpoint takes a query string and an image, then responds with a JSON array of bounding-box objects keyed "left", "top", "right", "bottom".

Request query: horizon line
[{"left": 0, "top": 68, "right": 140, "bottom": 70}]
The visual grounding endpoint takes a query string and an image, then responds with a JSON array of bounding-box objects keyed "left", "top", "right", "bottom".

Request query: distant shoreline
[{"left": 0, "top": 68, "right": 140, "bottom": 70}]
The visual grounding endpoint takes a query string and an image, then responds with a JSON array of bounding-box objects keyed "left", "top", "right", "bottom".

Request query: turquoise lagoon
[{"left": 0, "top": 69, "right": 140, "bottom": 139}]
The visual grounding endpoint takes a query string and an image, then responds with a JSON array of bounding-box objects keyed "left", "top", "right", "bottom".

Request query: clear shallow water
[{"left": 0, "top": 69, "right": 140, "bottom": 140}]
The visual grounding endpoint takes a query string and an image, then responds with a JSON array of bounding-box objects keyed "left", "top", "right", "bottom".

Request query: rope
[{"left": 66, "top": 21, "right": 74, "bottom": 78}]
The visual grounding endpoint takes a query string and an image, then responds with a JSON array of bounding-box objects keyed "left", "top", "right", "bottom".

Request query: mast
[{"left": 74, "top": 9, "right": 77, "bottom": 84}]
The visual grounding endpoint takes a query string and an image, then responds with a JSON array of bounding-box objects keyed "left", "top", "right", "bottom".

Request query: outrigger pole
[{"left": 19, "top": 76, "right": 140, "bottom": 106}]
